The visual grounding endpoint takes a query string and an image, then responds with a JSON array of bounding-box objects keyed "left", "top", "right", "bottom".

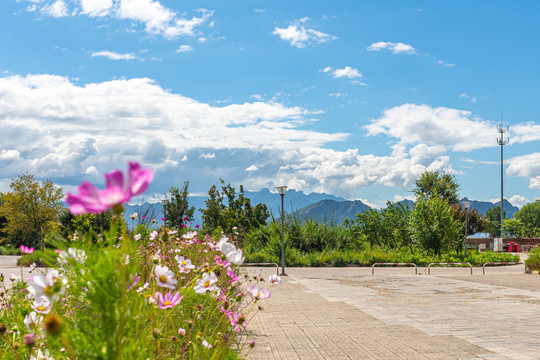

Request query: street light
[
  {"left": 463, "top": 201, "right": 470, "bottom": 258},
  {"left": 161, "top": 198, "right": 168, "bottom": 227},
  {"left": 275, "top": 186, "right": 288, "bottom": 276}
]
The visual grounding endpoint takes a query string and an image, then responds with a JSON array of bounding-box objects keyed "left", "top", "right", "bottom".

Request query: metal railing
[
  {"left": 241, "top": 262, "right": 279, "bottom": 275},
  {"left": 371, "top": 262, "right": 418, "bottom": 275},
  {"left": 482, "top": 262, "right": 520, "bottom": 275},
  {"left": 427, "top": 262, "right": 472, "bottom": 275}
]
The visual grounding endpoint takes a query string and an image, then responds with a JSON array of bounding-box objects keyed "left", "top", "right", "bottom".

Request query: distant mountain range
[{"left": 124, "top": 190, "right": 521, "bottom": 227}]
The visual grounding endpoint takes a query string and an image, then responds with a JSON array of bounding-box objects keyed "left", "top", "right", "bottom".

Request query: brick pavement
[{"left": 246, "top": 266, "right": 540, "bottom": 360}]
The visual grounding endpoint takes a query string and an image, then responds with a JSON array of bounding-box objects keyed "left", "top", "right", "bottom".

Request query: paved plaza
[
  {"left": 246, "top": 265, "right": 540, "bottom": 360},
  {"left": 3, "top": 256, "right": 540, "bottom": 359}
]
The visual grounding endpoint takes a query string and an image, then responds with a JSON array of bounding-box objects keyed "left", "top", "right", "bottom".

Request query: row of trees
[{"left": 1, "top": 169, "right": 538, "bottom": 251}]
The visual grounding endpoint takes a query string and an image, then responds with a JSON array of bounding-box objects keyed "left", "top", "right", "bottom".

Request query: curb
[{"left": 525, "top": 270, "right": 540, "bottom": 275}]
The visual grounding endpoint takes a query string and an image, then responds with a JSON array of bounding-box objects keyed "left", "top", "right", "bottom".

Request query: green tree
[
  {"left": 59, "top": 208, "right": 115, "bottom": 239},
  {"left": 164, "top": 181, "right": 195, "bottom": 229},
  {"left": 514, "top": 202, "right": 540, "bottom": 237},
  {"left": 354, "top": 202, "right": 412, "bottom": 250},
  {"left": 450, "top": 205, "right": 489, "bottom": 236},
  {"left": 0, "top": 173, "right": 64, "bottom": 248},
  {"left": 413, "top": 170, "right": 460, "bottom": 205},
  {"left": 502, "top": 218, "right": 526, "bottom": 238},
  {"left": 485, "top": 205, "right": 506, "bottom": 238},
  {"left": 201, "top": 180, "right": 270, "bottom": 236},
  {"left": 410, "top": 197, "right": 461, "bottom": 255},
  {"left": 0, "top": 193, "right": 8, "bottom": 243}
]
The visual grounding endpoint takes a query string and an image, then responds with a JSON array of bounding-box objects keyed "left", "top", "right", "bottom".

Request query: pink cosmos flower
[
  {"left": 183, "top": 216, "right": 188, "bottom": 221},
  {"left": 155, "top": 291, "right": 183, "bottom": 309},
  {"left": 65, "top": 162, "right": 153, "bottom": 215},
  {"left": 20, "top": 245, "right": 34, "bottom": 254},
  {"left": 195, "top": 224, "right": 200, "bottom": 229},
  {"left": 247, "top": 285, "right": 271, "bottom": 300}
]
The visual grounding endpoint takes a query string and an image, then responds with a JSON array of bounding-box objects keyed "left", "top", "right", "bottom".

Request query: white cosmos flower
[
  {"left": 268, "top": 274, "right": 282, "bottom": 285},
  {"left": 24, "top": 311, "right": 41, "bottom": 330},
  {"left": 175, "top": 255, "right": 195, "bottom": 273},
  {"left": 32, "top": 295, "right": 52, "bottom": 314},
  {"left": 194, "top": 272, "right": 218, "bottom": 294},
  {"left": 154, "top": 265, "right": 177, "bottom": 290},
  {"left": 217, "top": 237, "right": 245, "bottom": 265},
  {"left": 247, "top": 285, "right": 271, "bottom": 300},
  {"left": 28, "top": 269, "right": 63, "bottom": 301}
]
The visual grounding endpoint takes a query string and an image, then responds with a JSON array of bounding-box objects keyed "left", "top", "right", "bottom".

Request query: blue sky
[{"left": 0, "top": 0, "right": 539, "bottom": 208}]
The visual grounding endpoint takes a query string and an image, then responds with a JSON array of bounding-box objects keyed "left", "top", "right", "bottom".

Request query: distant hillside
[
  {"left": 460, "top": 197, "right": 519, "bottom": 218},
  {"left": 124, "top": 189, "right": 347, "bottom": 227},
  {"left": 293, "top": 199, "right": 371, "bottom": 224},
  {"left": 123, "top": 193, "right": 521, "bottom": 229}
]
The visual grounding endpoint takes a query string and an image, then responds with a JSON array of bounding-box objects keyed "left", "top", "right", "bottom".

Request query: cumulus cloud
[
  {"left": 273, "top": 17, "right": 336, "bottom": 48},
  {"left": 508, "top": 194, "right": 532, "bottom": 208},
  {"left": 365, "top": 104, "right": 497, "bottom": 152},
  {"left": 20, "top": 0, "right": 213, "bottom": 39},
  {"left": 507, "top": 153, "right": 540, "bottom": 189},
  {"left": 175, "top": 45, "right": 193, "bottom": 53},
  {"left": 322, "top": 66, "right": 366, "bottom": 85},
  {"left": 40, "top": 0, "right": 68, "bottom": 17},
  {"left": 91, "top": 50, "right": 137, "bottom": 60},
  {"left": 1, "top": 73, "right": 537, "bottom": 199},
  {"left": 367, "top": 41, "right": 416, "bottom": 54}
]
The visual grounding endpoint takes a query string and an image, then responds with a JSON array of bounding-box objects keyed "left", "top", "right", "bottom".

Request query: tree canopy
[
  {"left": 164, "top": 181, "right": 195, "bottom": 229},
  {"left": 412, "top": 170, "right": 460, "bottom": 205},
  {"left": 201, "top": 179, "right": 270, "bottom": 236},
  {"left": 0, "top": 173, "right": 63, "bottom": 247}
]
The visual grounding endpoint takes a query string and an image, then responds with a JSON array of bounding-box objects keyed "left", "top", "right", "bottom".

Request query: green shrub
[
  {"left": 525, "top": 247, "right": 540, "bottom": 271},
  {"left": 0, "top": 245, "right": 21, "bottom": 255}
]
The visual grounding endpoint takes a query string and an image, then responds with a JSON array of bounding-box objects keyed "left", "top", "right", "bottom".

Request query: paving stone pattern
[{"left": 247, "top": 267, "right": 540, "bottom": 360}]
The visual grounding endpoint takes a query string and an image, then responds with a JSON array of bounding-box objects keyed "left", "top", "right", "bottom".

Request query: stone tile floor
[{"left": 246, "top": 266, "right": 540, "bottom": 360}]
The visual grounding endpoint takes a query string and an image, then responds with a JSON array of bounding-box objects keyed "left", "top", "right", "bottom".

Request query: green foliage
[
  {"left": 201, "top": 180, "right": 270, "bottom": 236},
  {"left": 0, "top": 245, "right": 20, "bottom": 255},
  {"left": 485, "top": 205, "right": 505, "bottom": 238},
  {"left": 354, "top": 201, "right": 412, "bottom": 250},
  {"left": 164, "top": 181, "right": 196, "bottom": 229},
  {"left": 514, "top": 202, "right": 540, "bottom": 237},
  {"left": 412, "top": 170, "right": 460, "bottom": 205},
  {"left": 525, "top": 247, "right": 540, "bottom": 271},
  {"left": 450, "top": 204, "right": 488, "bottom": 236},
  {"left": 2, "top": 223, "right": 257, "bottom": 360},
  {"left": 410, "top": 197, "right": 462, "bottom": 255},
  {"left": 0, "top": 173, "right": 64, "bottom": 248}
]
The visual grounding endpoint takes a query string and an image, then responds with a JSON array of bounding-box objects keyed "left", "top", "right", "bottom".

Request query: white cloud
[
  {"left": 199, "top": 153, "right": 215, "bottom": 160},
  {"left": 507, "top": 153, "right": 540, "bottom": 189},
  {"left": 80, "top": 0, "right": 113, "bottom": 16},
  {"left": 322, "top": 66, "right": 366, "bottom": 85},
  {"left": 459, "top": 93, "right": 477, "bottom": 103},
  {"left": 508, "top": 194, "right": 531, "bottom": 208},
  {"left": 198, "top": 37, "right": 207, "bottom": 43},
  {"left": 40, "top": 0, "right": 68, "bottom": 17},
  {"left": 329, "top": 66, "right": 362, "bottom": 79},
  {"left": 21, "top": 0, "right": 213, "bottom": 39},
  {"left": 1, "top": 73, "right": 537, "bottom": 201},
  {"left": 367, "top": 41, "right": 416, "bottom": 54},
  {"left": 365, "top": 104, "right": 496, "bottom": 152},
  {"left": 273, "top": 18, "right": 336, "bottom": 48},
  {"left": 438, "top": 60, "right": 455, "bottom": 67},
  {"left": 175, "top": 45, "right": 193, "bottom": 53},
  {"left": 328, "top": 93, "right": 347, "bottom": 98},
  {"left": 91, "top": 50, "right": 137, "bottom": 60}
]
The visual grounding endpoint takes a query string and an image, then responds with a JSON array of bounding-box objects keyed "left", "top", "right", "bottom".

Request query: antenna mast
[{"left": 496, "top": 114, "right": 509, "bottom": 238}]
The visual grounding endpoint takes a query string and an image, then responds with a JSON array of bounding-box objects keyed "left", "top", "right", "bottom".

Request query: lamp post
[
  {"left": 161, "top": 198, "right": 168, "bottom": 227},
  {"left": 463, "top": 201, "right": 470, "bottom": 257},
  {"left": 276, "top": 186, "right": 288, "bottom": 276}
]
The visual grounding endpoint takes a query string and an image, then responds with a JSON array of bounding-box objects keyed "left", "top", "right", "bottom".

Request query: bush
[
  {"left": 0, "top": 245, "right": 20, "bottom": 255},
  {"left": 525, "top": 247, "right": 540, "bottom": 271}
]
